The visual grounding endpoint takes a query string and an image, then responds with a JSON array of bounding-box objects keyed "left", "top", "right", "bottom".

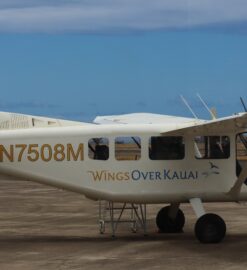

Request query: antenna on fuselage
[
  {"left": 180, "top": 95, "right": 198, "bottom": 119},
  {"left": 196, "top": 93, "right": 216, "bottom": 120}
]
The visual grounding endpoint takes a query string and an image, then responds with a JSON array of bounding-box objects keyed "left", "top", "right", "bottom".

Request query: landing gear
[
  {"left": 155, "top": 199, "right": 227, "bottom": 243},
  {"left": 156, "top": 205, "right": 185, "bottom": 233},
  {"left": 194, "top": 213, "right": 226, "bottom": 243},
  {"left": 189, "top": 198, "right": 226, "bottom": 243}
]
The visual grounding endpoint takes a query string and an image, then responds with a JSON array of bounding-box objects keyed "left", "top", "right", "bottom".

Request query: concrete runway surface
[{"left": 0, "top": 179, "right": 247, "bottom": 270}]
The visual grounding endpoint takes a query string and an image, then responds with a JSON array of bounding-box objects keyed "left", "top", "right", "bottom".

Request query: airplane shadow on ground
[
  {"left": 0, "top": 230, "right": 247, "bottom": 244},
  {"left": 0, "top": 230, "right": 247, "bottom": 266}
]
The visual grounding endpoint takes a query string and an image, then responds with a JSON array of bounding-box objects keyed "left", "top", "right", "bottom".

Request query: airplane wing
[
  {"left": 94, "top": 112, "right": 247, "bottom": 135},
  {"left": 162, "top": 112, "right": 247, "bottom": 135},
  {"left": 0, "top": 111, "right": 92, "bottom": 130},
  {"left": 94, "top": 113, "right": 197, "bottom": 125}
]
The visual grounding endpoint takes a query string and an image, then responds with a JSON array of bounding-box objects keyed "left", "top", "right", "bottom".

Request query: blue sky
[{"left": 0, "top": 0, "right": 247, "bottom": 122}]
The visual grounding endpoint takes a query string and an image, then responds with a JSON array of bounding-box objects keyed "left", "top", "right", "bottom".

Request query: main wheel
[
  {"left": 156, "top": 206, "right": 185, "bottom": 233},
  {"left": 195, "top": 213, "right": 226, "bottom": 243}
]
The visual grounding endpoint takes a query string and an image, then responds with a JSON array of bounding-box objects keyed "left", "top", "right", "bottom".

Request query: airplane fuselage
[{"left": 0, "top": 124, "right": 245, "bottom": 204}]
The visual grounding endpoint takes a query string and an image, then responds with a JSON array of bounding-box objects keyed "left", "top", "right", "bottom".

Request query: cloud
[{"left": 0, "top": 0, "right": 247, "bottom": 33}]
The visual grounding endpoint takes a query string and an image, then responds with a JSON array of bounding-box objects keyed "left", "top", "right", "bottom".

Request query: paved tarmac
[{"left": 0, "top": 179, "right": 247, "bottom": 270}]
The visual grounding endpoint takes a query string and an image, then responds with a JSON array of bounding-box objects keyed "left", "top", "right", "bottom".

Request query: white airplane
[{"left": 0, "top": 109, "right": 247, "bottom": 244}]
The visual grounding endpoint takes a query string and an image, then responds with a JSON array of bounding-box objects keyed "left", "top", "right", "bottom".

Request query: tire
[
  {"left": 156, "top": 206, "right": 185, "bottom": 233},
  {"left": 195, "top": 213, "right": 226, "bottom": 243}
]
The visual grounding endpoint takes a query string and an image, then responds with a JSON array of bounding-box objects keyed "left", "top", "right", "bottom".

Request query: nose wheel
[
  {"left": 190, "top": 198, "right": 226, "bottom": 243},
  {"left": 194, "top": 213, "right": 226, "bottom": 243},
  {"left": 156, "top": 206, "right": 185, "bottom": 233}
]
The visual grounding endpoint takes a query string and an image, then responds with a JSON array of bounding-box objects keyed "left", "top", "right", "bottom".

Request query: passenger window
[
  {"left": 194, "top": 136, "right": 230, "bottom": 159},
  {"left": 149, "top": 136, "right": 185, "bottom": 160},
  {"left": 115, "top": 136, "right": 141, "bottom": 160},
  {"left": 88, "top": 138, "right": 109, "bottom": 160}
]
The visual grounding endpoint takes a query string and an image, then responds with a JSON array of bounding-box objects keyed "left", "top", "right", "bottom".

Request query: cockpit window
[
  {"left": 149, "top": 136, "right": 185, "bottom": 160},
  {"left": 88, "top": 138, "right": 109, "bottom": 160},
  {"left": 194, "top": 136, "right": 230, "bottom": 159},
  {"left": 236, "top": 133, "right": 247, "bottom": 178},
  {"left": 236, "top": 133, "right": 247, "bottom": 161}
]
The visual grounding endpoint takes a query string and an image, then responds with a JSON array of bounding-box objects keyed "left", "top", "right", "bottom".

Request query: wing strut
[{"left": 228, "top": 163, "right": 247, "bottom": 199}]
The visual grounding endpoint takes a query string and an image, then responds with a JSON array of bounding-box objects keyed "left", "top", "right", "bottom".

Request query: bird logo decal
[
  {"left": 202, "top": 162, "right": 220, "bottom": 178},
  {"left": 209, "top": 162, "right": 219, "bottom": 170}
]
